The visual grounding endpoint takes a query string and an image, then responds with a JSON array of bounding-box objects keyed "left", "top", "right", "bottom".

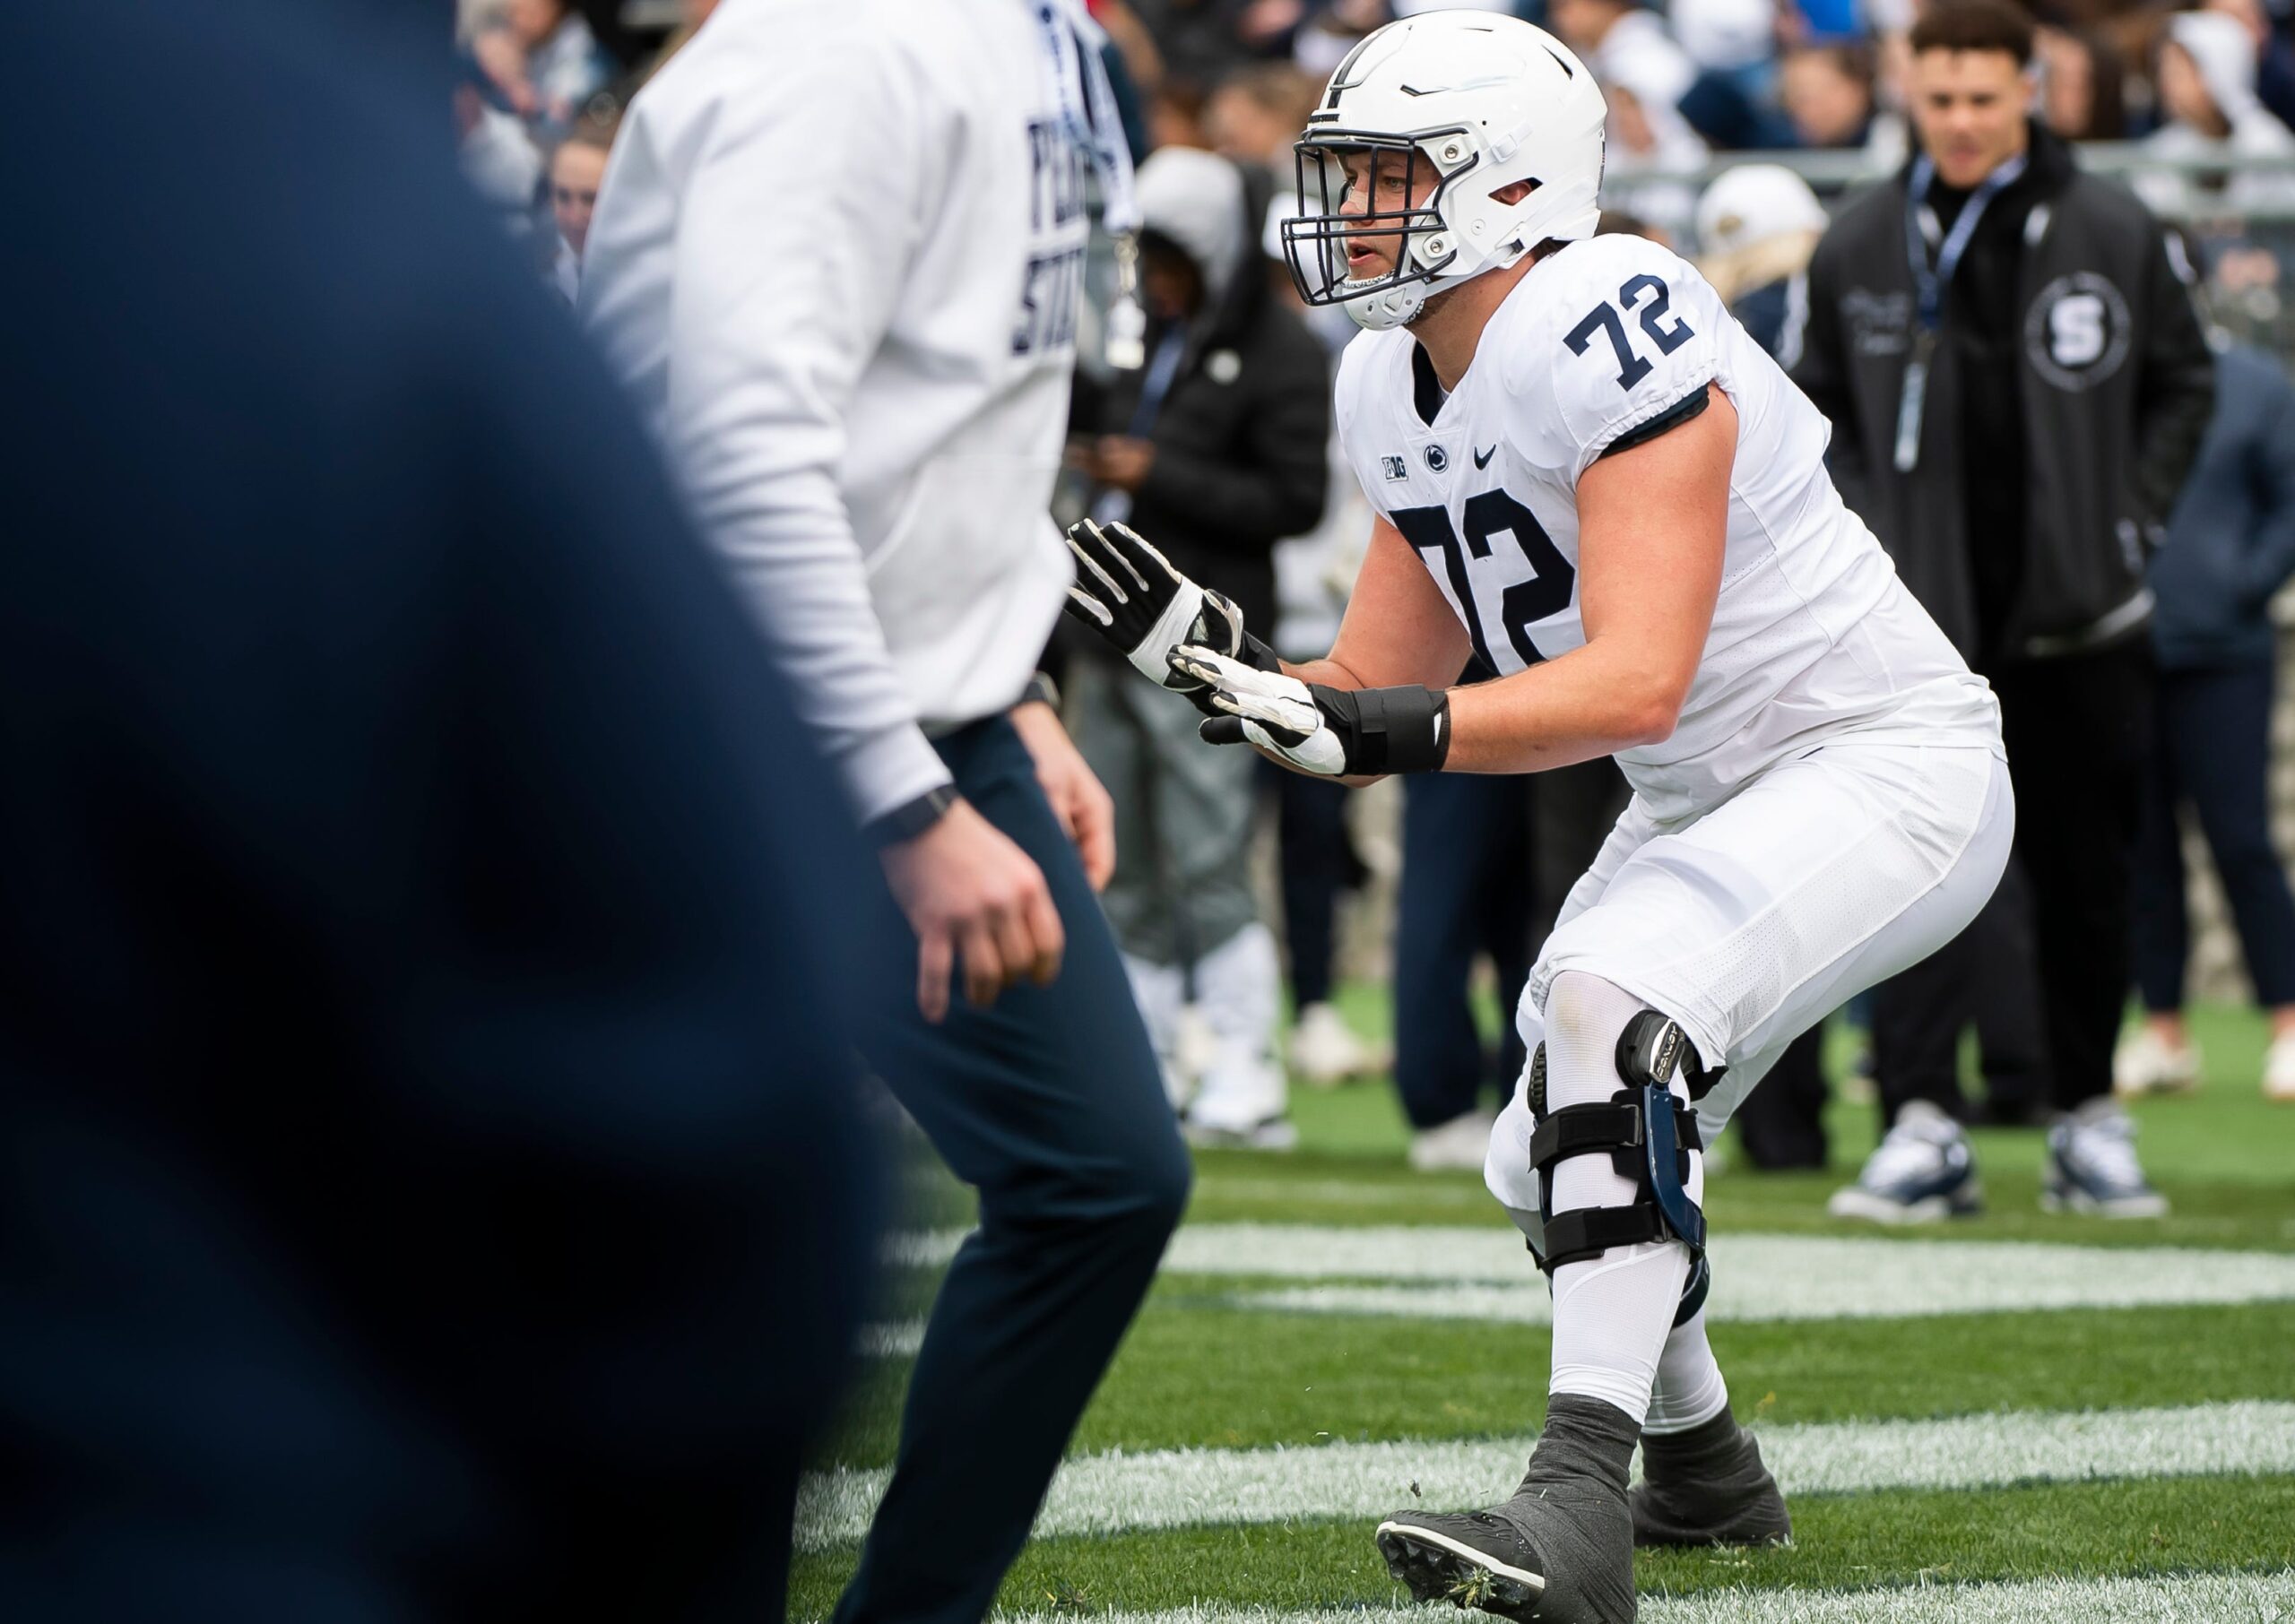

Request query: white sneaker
[
  {"left": 1183, "top": 1083, "right": 1300, "bottom": 1152},
  {"left": 1288, "top": 1001, "right": 1388, "bottom": 1086},
  {"left": 1826, "top": 1101, "right": 1982, "bottom": 1223},
  {"left": 2044, "top": 1099, "right": 2168, "bottom": 1217},
  {"left": 2112, "top": 1026, "right": 2200, "bottom": 1099},
  {"left": 1407, "top": 1107, "right": 1498, "bottom": 1171},
  {"left": 2265, "top": 1034, "right": 2295, "bottom": 1103}
]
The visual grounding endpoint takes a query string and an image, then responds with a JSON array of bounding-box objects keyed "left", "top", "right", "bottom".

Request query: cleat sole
[{"left": 1375, "top": 1520, "right": 1546, "bottom": 1622}]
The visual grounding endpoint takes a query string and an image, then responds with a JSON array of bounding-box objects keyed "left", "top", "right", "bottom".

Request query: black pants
[
  {"left": 2133, "top": 659, "right": 2295, "bottom": 1011},
  {"left": 1966, "top": 858, "right": 2053, "bottom": 1117},
  {"left": 1275, "top": 767, "right": 1356, "bottom": 1008},
  {"left": 1874, "top": 643, "right": 2152, "bottom": 1119},
  {"left": 840, "top": 718, "right": 1191, "bottom": 1624},
  {"left": 1735, "top": 1024, "right": 1831, "bottom": 1169}
]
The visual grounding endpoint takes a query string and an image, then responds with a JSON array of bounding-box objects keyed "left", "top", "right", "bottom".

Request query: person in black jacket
[
  {"left": 0, "top": 4, "right": 876, "bottom": 1619},
  {"left": 1065, "top": 144, "right": 1329, "bottom": 1146},
  {"left": 1792, "top": 0, "right": 2216, "bottom": 1220}
]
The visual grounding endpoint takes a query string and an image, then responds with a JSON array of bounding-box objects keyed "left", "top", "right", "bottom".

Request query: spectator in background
[
  {"left": 1269, "top": 476, "right": 1388, "bottom": 1088},
  {"left": 582, "top": 4, "right": 1196, "bottom": 1620},
  {"left": 455, "top": 51, "right": 543, "bottom": 241},
  {"left": 2118, "top": 276, "right": 2295, "bottom": 1106},
  {"left": 1066, "top": 147, "right": 1330, "bottom": 1145},
  {"left": 1552, "top": 0, "right": 1699, "bottom": 130},
  {"left": 2141, "top": 10, "right": 2295, "bottom": 219},
  {"left": 1130, "top": 0, "right": 1260, "bottom": 98},
  {"left": 1795, "top": 0, "right": 2215, "bottom": 1220},
  {"left": 1206, "top": 61, "right": 1323, "bottom": 177},
  {"left": 1391, "top": 736, "right": 1537, "bottom": 1170},
  {"left": 1781, "top": 42, "right": 1881, "bottom": 149},
  {"left": 1200, "top": 64, "right": 1390, "bottom": 1084},
  {"left": 2038, "top": 26, "right": 2128, "bottom": 142},
  {"left": 1693, "top": 162, "right": 1828, "bottom": 358},
  {"left": 1604, "top": 84, "right": 1707, "bottom": 243},
  {"left": 1673, "top": 0, "right": 1780, "bottom": 82},
  {"left": 1150, "top": 80, "right": 1214, "bottom": 152},
  {"left": 546, "top": 116, "right": 613, "bottom": 302},
  {"left": 3, "top": 2, "right": 877, "bottom": 1619},
  {"left": 477, "top": 0, "right": 615, "bottom": 140}
]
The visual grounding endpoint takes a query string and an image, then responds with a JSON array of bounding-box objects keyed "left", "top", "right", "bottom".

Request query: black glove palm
[{"left": 1061, "top": 518, "right": 1276, "bottom": 712}]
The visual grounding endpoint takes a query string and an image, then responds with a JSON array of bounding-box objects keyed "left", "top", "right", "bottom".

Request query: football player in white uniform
[{"left": 1065, "top": 13, "right": 2014, "bottom": 1623}]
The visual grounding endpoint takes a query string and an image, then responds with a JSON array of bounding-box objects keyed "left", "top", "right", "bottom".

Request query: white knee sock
[
  {"left": 1542, "top": 971, "right": 1696, "bottom": 1424},
  {"left": 1643, "top": 1303, "right": 1730, "bottom": 1436}
]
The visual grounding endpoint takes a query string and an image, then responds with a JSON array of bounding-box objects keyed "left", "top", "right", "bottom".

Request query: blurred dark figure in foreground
[{"left": 0, "top": 4, "right": 877, "bottom": 1621}]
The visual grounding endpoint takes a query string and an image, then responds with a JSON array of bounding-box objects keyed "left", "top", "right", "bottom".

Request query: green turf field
[{"left": 793, "top": 999, "right": 2295, "bottom": 1621}]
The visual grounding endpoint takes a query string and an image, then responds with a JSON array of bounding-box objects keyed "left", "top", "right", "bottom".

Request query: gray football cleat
[
  {"left": 1376, "top": 1395, "right": 1638, "bottom": 1624},
  {"left": 1630, "top": 1410, "right": 1791, "bottom": 1548}
]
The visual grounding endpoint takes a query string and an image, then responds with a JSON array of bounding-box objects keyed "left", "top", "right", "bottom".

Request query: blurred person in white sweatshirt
[{"left": 579, "top": 5, "right": 1192, "bottom": 1621}]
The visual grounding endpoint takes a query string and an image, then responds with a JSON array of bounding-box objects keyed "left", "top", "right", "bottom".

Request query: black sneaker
[
  {"left": 1376, "top": 1395, "right": 1637, "bottom": 1624},
  {"left": 1630, "top": 1411, "right": 1791, "bottom": 1548}
]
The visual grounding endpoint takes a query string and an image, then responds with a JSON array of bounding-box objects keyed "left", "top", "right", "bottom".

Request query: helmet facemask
[{"left": 1283, "top": 131, "right": 1482, "bottom": 331}]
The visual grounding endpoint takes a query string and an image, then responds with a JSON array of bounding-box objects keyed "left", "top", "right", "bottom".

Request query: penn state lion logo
[{"left": 2024, "top": 272, "right": 2132, "bottom": 392}]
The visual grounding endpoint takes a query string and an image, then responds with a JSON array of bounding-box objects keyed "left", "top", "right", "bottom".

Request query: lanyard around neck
[{"left": 1906, "top": 151, "right": 2027, "bottom": 331}]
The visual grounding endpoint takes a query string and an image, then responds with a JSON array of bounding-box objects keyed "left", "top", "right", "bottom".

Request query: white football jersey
[{"left": 1334, "top": 233, "right": 1999, "bottom": 824}]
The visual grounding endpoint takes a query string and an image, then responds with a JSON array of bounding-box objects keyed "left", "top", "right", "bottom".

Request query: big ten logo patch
[{"left": 2024, "top": 272, "right": 2132, "bottom": 392}]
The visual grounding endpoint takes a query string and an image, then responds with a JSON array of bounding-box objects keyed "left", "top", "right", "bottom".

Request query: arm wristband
[
  {"left": 864, "top": 783, "right": 960, "bottom": 848},
  {"left": 1318, "top": 683, "right": 1451, "bottom": 774}
]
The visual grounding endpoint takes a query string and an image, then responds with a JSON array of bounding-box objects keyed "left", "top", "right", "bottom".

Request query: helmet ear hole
[{"left": 1490, "top": 177, "right": 1539, "bottom": 205}]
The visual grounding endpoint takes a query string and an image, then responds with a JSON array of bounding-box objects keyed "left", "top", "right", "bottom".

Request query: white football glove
[
  {"left": 1062, "top": 519, "right": 1277, "bottom": 709},
  {"left": 1170, "top": 647, "right": 1453, "bottom": 778}
]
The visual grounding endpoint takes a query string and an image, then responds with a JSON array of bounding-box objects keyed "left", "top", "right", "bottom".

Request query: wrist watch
[
  {"left": 1019, "top": 670, "right": 1061, "bottom": 712},
  {"left": 867, "top": 783, "right": 961, "bottom": 848}
]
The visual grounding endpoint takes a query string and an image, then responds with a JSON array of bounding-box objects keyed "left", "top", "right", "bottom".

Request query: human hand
[
  {"left": 1010, "top": 700, "right": 1116, "bottom": 890},
  {"left": 879, "top": 799, "right": 1064, "bottom": 1022},
  {"left": 1087, "top": 436, "right": 1157, "bottom": 492},
  {"left": 1173, "top": 646, "right": 1451, "bottom": 778},
  {"left": 472, "top": 30, "right": 537, "bottom": 115},
  {"left": 1061, "top": 518, "right": 1265, "bottom": 704}
]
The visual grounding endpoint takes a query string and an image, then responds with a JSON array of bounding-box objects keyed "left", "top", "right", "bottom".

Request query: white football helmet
[{"left": 1282, "top": 12, "right": 1608, "bottom": 331}]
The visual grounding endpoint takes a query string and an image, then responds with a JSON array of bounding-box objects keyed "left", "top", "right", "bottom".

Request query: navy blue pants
[
  {"left": 1274, "top": 767, "right": 1355, "bottom": 1008},
  {"left": 2133, "top": 661, "right": 2295, "bottom": 1011},
  {"left": 838, "top": 718, "right": 1191, "bottom": 1624},
  {"left": 1394, "top": 773, "right": 1536, "bottom": 1128}
]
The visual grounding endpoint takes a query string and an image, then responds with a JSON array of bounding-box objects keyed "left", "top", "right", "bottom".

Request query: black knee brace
[{"left": 1526, "top": 1011, "right": 1718, "bottom": 1274}]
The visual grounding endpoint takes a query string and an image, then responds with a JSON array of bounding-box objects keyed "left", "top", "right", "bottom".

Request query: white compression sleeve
[
  {"left": 1542, "top": 970, "right": 1697, "bottom": 1423},
  {"left": 1643, "top": 1303, "right": 1730, "bottom": 1436}
]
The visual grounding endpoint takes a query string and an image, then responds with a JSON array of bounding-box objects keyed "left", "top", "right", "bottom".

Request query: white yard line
[
  {"left": 794, "top": 1399, "right": 2295, "bottom": 1551},
  {"left": 987, "top": 1570, "right": 2295, "bottom": 1624},
  {"left": 882, "top": 1225, "right": 2295, "bottom": 1325}
]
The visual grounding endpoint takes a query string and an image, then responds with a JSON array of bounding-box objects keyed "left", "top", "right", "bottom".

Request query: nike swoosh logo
[{"left": 1473, "top": 445, "right": 1496, "bottom": 470}]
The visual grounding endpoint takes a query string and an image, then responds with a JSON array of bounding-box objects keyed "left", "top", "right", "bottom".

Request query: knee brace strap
[{"left": 1529, "top": 1090, "right": 1708, "bottom": 1271}]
